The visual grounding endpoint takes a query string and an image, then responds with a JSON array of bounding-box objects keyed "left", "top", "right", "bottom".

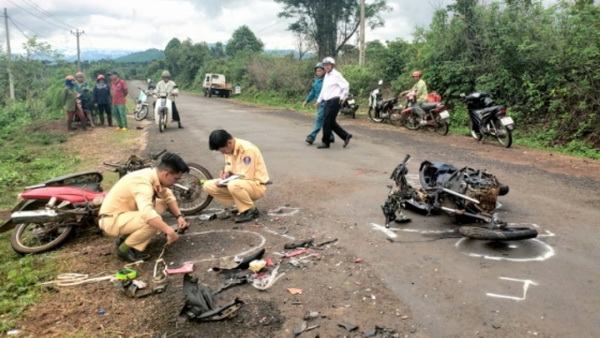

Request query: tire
[
  {"left": 134, "top": 105, "right": 149, "bottom": 121},
  {"left": 368, "top": 107, "right": 384, "bottom": 123},
  {"left": 225, "top": 91, "right": 230, "bottom": 98},
  {"left": 174, "top": 163, "right": 214, "bottom": 215},
  {"left": 434, "top": 117, "right": 449, "bottom": 136},
  {"left": 459, "top": 226, "right": 538, "bottom": 241},
  {"left": 468, "top": 119, "right": 482, "bottom": 140},
  {"left": 11, "top": 220, "right": 75, "bottom": 254},
  {"left": 493, "top": 120, "right": 513, "bottom": 148},
  {"left": 351, "top": 106, "right": 357, "bottom": 119},
  {"left": 208, "top": 92, "right": 212, "bottom": 98},
  {"left": 389, "top": 111, "right": 403, "bottom": 126},
  {"left": 159, "top": 110, "right": 165, "bottom": 133},
  {"left": 403, "top": 114, "right": 419, "bottom": 130},
  {"left": 203, "top": 90, "right": 208, "bottom": 97}
]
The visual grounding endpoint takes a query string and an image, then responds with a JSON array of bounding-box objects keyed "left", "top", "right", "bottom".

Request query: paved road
[{"left": 137, "top": 84, "right": 600, "bottom": 337}]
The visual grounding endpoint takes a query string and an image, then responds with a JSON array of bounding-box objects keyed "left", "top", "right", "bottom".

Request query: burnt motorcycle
[
  {"left": 462, "top": 92, "right": 514, "bottom": 148},
  {"left": 340, "top": 94, "right": 359, "bottom": 119},
  {"left": 0, "top": 171, "right": 106, "bottom": 254},
  {"left": 104, "top": 149, "right": 213, "bottom": 215},
  {"left": 396, "top": 90, "right": 450, "bottom": 135},
  {"left": 381, "top": 154, "right": 538, "bottom": 241}
]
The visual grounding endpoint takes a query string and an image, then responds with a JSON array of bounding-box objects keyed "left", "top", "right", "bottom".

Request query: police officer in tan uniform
[
  {"left": 203, "top": 129, "right": 269, "bottom": 223},
  {"left": 98, "top": 153, "right": 190, "bottom": 262}
]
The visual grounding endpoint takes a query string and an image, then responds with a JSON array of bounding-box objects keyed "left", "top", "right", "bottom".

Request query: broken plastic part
[
  {"left": 337, "top": 322, "right": 359, "bottom": 331},
  {"left": 166, "top": 262, "right": 195, "bottom": 275},
  {"left": 284, "top": 238, "right": 314, "bottom": 250},
  {"left": 212, "top": 249, "right": 266, "bottom": 271}
]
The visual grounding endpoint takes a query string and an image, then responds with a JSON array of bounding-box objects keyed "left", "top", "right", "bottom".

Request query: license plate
[
  {"left": 347, "top": 99, "right": 355, "bottom": 105},
  {"left": 215, "top": 90, "right": 220, "bottom": 94},
  {"left": 439, "top": 110, "right": 450, "bottom": 119},
  {"left": 501, "top": 116, "right": 514, "bottom": 125}
]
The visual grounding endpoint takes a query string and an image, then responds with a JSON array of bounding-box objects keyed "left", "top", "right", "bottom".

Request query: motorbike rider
[
  {"left": 98, "top": 152, "right": 190, "bottom": 262},
  {"left": 401, "top": 71, "right": 428, "bottom": 120},
  {"left": 303, "top": 62, "right": 334, "bottom": 145},
  {"left": 155, "top": 70, "right": 183, "bottom": 128}
]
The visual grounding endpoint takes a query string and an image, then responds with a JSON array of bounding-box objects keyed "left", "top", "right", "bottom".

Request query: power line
[
  {"left": 7, "top": 0, "right": 71, "bottom": 31},
  {"left": 8, "top": 17, "right": 30, "bottom": 39},
  {"left": 8, "top": 16, "right": 65, "bottom": 47},
  {"left": 21, "top": 0, "right": 77, "bottom": 31}
]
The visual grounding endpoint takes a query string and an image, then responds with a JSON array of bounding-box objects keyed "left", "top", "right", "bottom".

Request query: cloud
[{"left": 4, "top": 0, "right": 456, "bottom": 55}]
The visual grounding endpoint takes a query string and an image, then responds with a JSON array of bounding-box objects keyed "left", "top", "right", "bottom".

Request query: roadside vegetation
[{"left": 143, "top": 0, "right": 599, "bottom": 159}]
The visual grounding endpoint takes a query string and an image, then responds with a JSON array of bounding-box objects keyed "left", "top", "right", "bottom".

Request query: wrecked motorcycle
[
  {"left": 104, "top": 149, "right": 213, "bottom": 215},
  {"left": 381, "top": 154, "right": 538, "bottom": 241},
  {"left": 1, "top": 171, "right": 106, "bottom": 254}
]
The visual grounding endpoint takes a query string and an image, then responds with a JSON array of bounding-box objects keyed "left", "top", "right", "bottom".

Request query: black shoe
[
  {"left": 178, "top": 122, "right": 184, "bottom": 129},
  {"left": 117, "top": 248, "right": 150, "bottom": 262},
  {"left": 316, "top": 143, "right": 330, "bottom": 149},
  {"left": 343, "top": 134, "right": 353, "bottom": 148},
  {"left": 305, "top": 138, "right": 314, "bottom": 145},
  {"left": 330, "top": 139, "right": 335, "bottom": 143},
  {"left": 235, "top": 208, "right": 259, "bottom": 223}
]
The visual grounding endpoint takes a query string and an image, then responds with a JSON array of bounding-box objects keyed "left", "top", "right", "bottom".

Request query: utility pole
[
  {"left": 359, "top": 0, "right": 366, "bottom": 68},
  {"left": 70, "top": 29, "right": 84, "bottom": 71},
  {"left": 3, "top": 8, "right": 15, "bottom": 100}
]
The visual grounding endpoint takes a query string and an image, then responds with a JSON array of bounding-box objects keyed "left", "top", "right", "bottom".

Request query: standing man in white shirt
[{"left": 315, "top": 57, "right": 353, "bottom": 149}]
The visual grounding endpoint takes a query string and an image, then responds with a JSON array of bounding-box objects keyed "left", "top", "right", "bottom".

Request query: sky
[{"left": 0, "top": 0, "right": 456, "bottom": 56}]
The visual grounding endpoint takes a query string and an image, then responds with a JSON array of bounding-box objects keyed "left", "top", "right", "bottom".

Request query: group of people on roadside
[{"left": 61, "top": 71, "right": 130, "bottom": 131}]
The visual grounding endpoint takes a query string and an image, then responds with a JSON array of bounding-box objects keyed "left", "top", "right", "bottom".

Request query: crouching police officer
[
  {"left": 98, "top": 153, "right": 190, "bottom": 262},
  {"left": 203, "top": 129, "right": 270, "bottom": 223}
]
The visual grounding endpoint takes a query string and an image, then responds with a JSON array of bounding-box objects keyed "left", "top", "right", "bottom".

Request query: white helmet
[{"left": 322, "top": 57, "right": 336, "bottom": 65}]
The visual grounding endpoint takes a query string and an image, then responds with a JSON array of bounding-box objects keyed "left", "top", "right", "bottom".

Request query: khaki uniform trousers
[
  {"left": 99, "top": 199, "right": 167, "bottom": 252},
  {"left": 203, "top": 179, "right": 266, "bottom": 213}
]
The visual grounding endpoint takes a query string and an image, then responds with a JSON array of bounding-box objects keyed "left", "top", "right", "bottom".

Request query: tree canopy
[{"left": 226, "top": 25, "right": 264, "bottom": 57}]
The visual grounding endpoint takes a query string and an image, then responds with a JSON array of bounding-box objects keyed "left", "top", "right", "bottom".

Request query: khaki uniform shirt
[
  {"left": 99, "top": 168, "right": 176, "bottom": 223},
  {"left": 224, "top": 139, "right": 269, "bottom": 184},
  {"left": 156, "top": 80, "right": 179, "bottom": 101}
]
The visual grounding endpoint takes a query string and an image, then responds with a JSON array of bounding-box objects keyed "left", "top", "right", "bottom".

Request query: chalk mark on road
[
  {"left": 268, "top": 206, "right": 301, "bottom": 217},
  {"left": 455, "top": 238, "right": 555, "bottom": 262},
  {"left": 370, "top": 223, "right": 398, "bottom": 238},
  {"left": 486, "top": 277, "right": 539, "bottom": 301},
  {"left": 183, "top": 229, "right": 266, "bottom": 263}
]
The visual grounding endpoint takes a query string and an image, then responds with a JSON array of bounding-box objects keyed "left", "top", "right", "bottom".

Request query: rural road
[{"left": 133, "top": 82, "right": 600, "bottom": 337}]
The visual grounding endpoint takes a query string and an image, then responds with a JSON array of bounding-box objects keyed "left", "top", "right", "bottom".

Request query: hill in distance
[{"left": 115, "top": 48, "right": 165, "bottom": 63}]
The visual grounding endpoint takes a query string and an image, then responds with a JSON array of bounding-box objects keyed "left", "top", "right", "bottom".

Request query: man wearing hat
[
  {"left": 109, "top": 71, "right": 129, "bottom": 131},
  {"left": 303, "top": 62, "right": 334, "bottom": 145}
]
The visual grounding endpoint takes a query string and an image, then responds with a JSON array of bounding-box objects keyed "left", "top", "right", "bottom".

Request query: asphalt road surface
[{"left": 134, "top": 83, "right": 600, "bottom": 337}]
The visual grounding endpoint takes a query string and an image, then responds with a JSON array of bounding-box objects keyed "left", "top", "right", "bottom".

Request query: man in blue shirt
[{"left": 303, "top": 63, "right": 334, "bottom": 145}]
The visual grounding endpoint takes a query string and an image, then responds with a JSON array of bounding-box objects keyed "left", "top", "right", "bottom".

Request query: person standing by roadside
[
  {"left": 74, "top": 72, "right": 95, "bottom": 127},
  {"left": 303, "top": 62, "right": 334, "bottom": 145},
  {"left": 93, "top": 74, "right": 112, "bottom": 127},
  {"left": 109, "top": 71, "right": 129, "bottom": 131},
  {"left": 61, "top": 75, "right": 87, "bottom": 131},
  {"left": 315, "top": 57, "right": 352, "bottom": 149},
  {"left": 155, "top": 70, "right": 183, "bottom": 128}
]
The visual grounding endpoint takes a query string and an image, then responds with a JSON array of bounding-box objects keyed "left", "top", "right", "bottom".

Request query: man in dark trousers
[
  {"left": 315, "top": 57, "right": 353, "bottom": 149},
  {"left": 93, "top": 74, "right": 112, "bottom": 127}
]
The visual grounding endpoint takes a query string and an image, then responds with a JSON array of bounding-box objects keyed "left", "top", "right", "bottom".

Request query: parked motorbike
[
  {"left": 133, "top": 86, "right": 154, "bottom": 121},
  {"left": 368, "top": 80, "right": 399, "bottom": 124},
  {"left": 0, "top": 171, "right": 106, "bottom": 254},
  {"left": 381, "top": 154, "right": 537, "bottom": 241},
  {"left": 340, "top": 94, "right": 359, "bottom": 119},
  {"left": 396, "top": 90, "right": 450, "bottom": 135},
  {"left": 104, "top": 149, "right": 213, "bottom": 215},
  {"left": 154, "top": 86, "right": 178, "bottom": 133},
  {"left": 462, "top": 92, "right": 514, "bottom": 148}
]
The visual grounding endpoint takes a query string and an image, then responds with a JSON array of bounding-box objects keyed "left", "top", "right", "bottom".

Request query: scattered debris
[
  {"left": 287, "top": 288, "right": 304, "bottom": 295},
  {"left": 97, "top": 310, "right": 105, "bottom": 315},
  {"left": 294, "top": 320, "right": 308, "bottom": 337},
  {"left": 249, "top": 259, "right": 266, "bottom": 273},
  {"left": 315, "top": 238, "right": 338, "bottom": 247},
  {"left": 251, "top": 265, "right": 286, "bottom": 291},
  {"left": 285, "top": 249, "right": 310, "bottom": 258},
  {"left": 284, "top": 238, "right": 314, "bottom": 250},
  {"left": 363, "top": 326, "right": 399, "bottom": 337},
  {"left": 303, "top": 311, "right": 319, "bottom": 320},
  {"left": 212, "top": 249, "right": 266, "bottom": 271},
  {"left": 166, "top": 262, "right": 195, "bottom": 275},
  {"left": 179, "top": 274, "right": 244, "bottom": 322},
  {"left": 354, "top": 258, "right": 364, "bottom": 263},
  {"left": 338, "top": 322, "right": 359, "bottom": 331}
]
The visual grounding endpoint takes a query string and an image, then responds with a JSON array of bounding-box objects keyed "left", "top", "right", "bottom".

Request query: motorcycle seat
[
  {"left": 420, "top": 103, "right": 439, "bottom": 111},
  {"left": 475, "top": 105, "right": 503, "bottom": 115},
  {"left": 26, "top": 171, "right": 104, "bottom": 191}
]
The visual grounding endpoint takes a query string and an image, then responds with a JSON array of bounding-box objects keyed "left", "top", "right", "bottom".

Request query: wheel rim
[
  {"left": 174, "top": 166, "right": 212, "bottom": 213},
  {"left": 389, "top": 111, "right": 402, "bottom": 126},
  {"left": 14, "top": 222, "right": 72, "bottom": 251},
  {"left": 368, "top": 108, "right": 383, "bottom": 122},
  {"left": 403, "top": 115, "right": 419, "bottom": 130},
  {"left": 494, "top": 121, "right": 510, "bottom": 146},
  {"left": 469, "top": 120, "right": 481, "bottom": 139},
  {"left": 434, "top": 117, "right": 449, "bottom": 135}
]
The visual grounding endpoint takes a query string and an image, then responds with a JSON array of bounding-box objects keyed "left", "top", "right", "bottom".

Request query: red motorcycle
[
  {"left": 0, "top": 172, "right": 105, "bottom": 254},
  {"left": 393, "top": 90, "right": 450, "bottom": 135}
]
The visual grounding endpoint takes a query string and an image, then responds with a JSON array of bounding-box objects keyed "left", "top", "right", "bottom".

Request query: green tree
[
  {"left": 226, "top": 26, "right": 264, "bottom": 57},
  {"left": 275, "top": 0, "right": 391, "bottom": 59},
  {"left": 211, "top": 42, "right": 226, "bottom": 59},
  {"left": 164, "top": 38, "right": 182, "bottom": 76}
]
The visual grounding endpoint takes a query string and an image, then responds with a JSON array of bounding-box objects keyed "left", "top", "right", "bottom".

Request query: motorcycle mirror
[
  {"left": 147, "top": 79, "right": 151, "bottom": 84},
  {"left": 460, "top": 93, "right": 466, "bottom": 98},
  {"left": 378, "top": 80, "right": 383, "bottom": 85}
]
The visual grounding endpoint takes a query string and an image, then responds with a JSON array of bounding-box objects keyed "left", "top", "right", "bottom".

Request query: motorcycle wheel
[
  {"left": 403, "top": 114, "right": 419, "bottom": 130},
  {"left": 459, "top": 226, "right": 538, "bottom": 241},
  {"left": 175, "top": 163, "right": 214, "bottom": 215},
  {"left": 468, "top": 119, "right": 482, "bottom": 140},
  {"left": 493, "top": 120, "right": 513, "bottom": 148},
  {"left": 134, "top": 105, "right": 149, "bottom": 121},
  {"left": 159, "top": 111, "right": 165, "bottom": 133},
  {"left": 351, "top": 106, "right": 358, "bottom": 119},
  {"left": 11, "top": 220, "right": 75, "bottom": 255},
  {"left": 389, "top": 111, "right": 403, "bottom": 126},
  {"left": 368, "top": 107, "right": 384, "bottom": 123},
  {"left": 434, "top": 117, "right": 449, "bottom": 136}
]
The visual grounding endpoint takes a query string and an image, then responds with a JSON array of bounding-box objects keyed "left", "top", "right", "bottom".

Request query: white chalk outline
[
  {"left": 260, "top": 226, "right": 296, "bottom": 240},
  {"left": 455, "top": 238, "right": 555, "bottom": 262},
  {"left": 370, "top": 223, "right": 398, "bottom": 238},
  {"left": 486, "top": 277, "right": 538, "bottom": 301},
  {"left": 267, "top": 206, "right": 301, "bottom": 217},
  {"left": 183, "top": 229, "right": 266, "bottom": 263},
  {"left": 390, "top": 228, "right": 456, "bottom": 234}
]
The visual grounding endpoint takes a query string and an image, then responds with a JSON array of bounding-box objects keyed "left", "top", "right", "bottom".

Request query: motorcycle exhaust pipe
[
  {"left": 441, "top": 188, "right": 480, "bottom": 204},
  {"left": 11, "top": 209, "right": 60, "bottom": 224}
]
